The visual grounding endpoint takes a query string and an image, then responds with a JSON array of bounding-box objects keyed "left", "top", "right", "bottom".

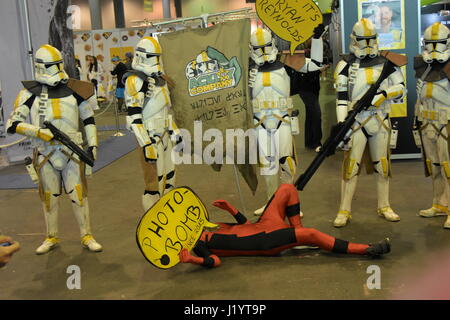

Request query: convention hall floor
[{"left": 1, "top": 78, "right": 449, "bottom": 300}]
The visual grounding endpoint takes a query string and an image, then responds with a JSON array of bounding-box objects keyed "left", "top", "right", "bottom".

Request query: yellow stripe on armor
[
  {"left": 256, "top": 28, "right": 266, "bottom": 46},
  {"left": 426, "top": 159, "right": 433, "bottom": 175},
  {"left": 387, "top": 90, "right": 403, "bottom": 99},
  {"left": 380, "top": 157, "right": 389, "bottom": 177},
  {"left": 287, "top": 157, "right": 296, "bottom": 176},
  {"left": 162, "top": 87, "right": 170, "bottom": 105},
  {"left": 426, "top": 82, "right": 433, "bottom": 99},
  {"left": 51, "top": 99, "right": 62, "bottom": 119},
  {"left": 126, "top": 76, "right": 139, "bottom": 97},
  {"left": 13, "top": 92, "right": 23, "bottom": 110},
  {"left": 442, "top": 162, "right": 450, "bottom": 181},
  {"left": 365, "top": 68, "right": 374, "bottom": 85},
  {"left": 262, "top": 72, "right": 271, "bottom": 87},
  {"left": 75, "top": 184, "right": 84, "bottom": 206},
  {"left": 433, "top": 204, "right": 448, "bottom": 213},
  {"left": 345, "top": 159, "right": 356, "bottom": 180},
  {"left": 431, "top": 22, "right": 440, "bottom": 41},
  {"left": 44, "top": 191, "right": 51, "bottom": 211}
]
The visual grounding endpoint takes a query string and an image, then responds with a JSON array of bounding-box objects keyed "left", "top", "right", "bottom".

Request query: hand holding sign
[
  {"left": 136, "top": 187, "right": 218, "bottom": 269},
  {"left": 256, "top": 0, "right": 323, "bottom": 54}
]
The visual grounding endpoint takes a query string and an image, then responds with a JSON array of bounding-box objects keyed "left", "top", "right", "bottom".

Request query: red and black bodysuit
[{"left": 179, "top": 184, "right": 390, "bottom": 268}]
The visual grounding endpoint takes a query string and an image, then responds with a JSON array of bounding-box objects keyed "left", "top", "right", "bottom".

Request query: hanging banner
[
  {"left": 136, "top": 187, "right": 218, "bottom": 269},
  {"left": 159, "top": 19, "right": 252, "bottom": 133},
  {"left": 144, "top": 0, "right": 154, "bottom": 12},
  {"left": 255, "top": 0, "right": 323, "bottom": 54}
]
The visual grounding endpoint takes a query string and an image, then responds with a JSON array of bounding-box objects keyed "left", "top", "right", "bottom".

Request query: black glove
[
  {"left": 87, "top": 146, "right": 97, "bottom": 161},
  {"left": 313, "top": 24, "right": 325, "bottom": 39}
]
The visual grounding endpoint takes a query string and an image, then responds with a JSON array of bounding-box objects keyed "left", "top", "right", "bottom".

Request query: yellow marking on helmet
[
  {"left": 431, "top": 22, "right": 441, "bottom": 41},
  {"left": 426, "top": 82, "right": 433, "bottom": 99},
  {"left": 143, "top": 37, "right": 161, "bottom": 54},
  {"left": 361, "top": 19, "right": 372, "bottom": 37},
  {"left": 75, "top": 184, "right": 84, "bottom": 206},
  {"left": 201, "top": 51, "right": 209, "bottom": 62},
  {"left": 256, "top": 28, "right": 266, "bottom": 46},
  {"left": 365, "top": 68, "right": 374, "bottom": 85},
  {"left": 51, "top": 99, "right": 62, "bottom": 119},
  {"left": 262, "top": 72, "right": 271, "bottom": 87},
  {"left": 40, "top": 45, "right": 62, "bottom": 62}
]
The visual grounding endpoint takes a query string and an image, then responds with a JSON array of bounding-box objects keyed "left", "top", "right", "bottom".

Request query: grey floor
[{"left": 1, "top": 77, "right": 449, "bottom": 300}]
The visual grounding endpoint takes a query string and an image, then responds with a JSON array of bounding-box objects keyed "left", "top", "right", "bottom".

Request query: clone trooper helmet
[
  {"left": 249, "top": 28, "right": 278, "bottom": 66},
  {"left": 195, "top": 51, "right": 219, "bottom": 75},
  {"left": 422, "top": 22, "right": 450, "bottom": 64},
  {"left": 349, "top": 19, "right": 379, "bottom": 59},
  {"left": 132, "top": 37, "right": 163, "bottom": 76},
  {"left": 35, "top": 45, "right": 69, "bottom": 87}
]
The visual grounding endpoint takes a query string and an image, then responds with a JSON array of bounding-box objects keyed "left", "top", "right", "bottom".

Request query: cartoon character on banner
[
  {"left": 6, "top": 45, "right": 102, "bottom": 254},
  {"left": 252, "top": 0, "right": 325, "bottom": 215},
  {"left": 413, "top": 22, "right": 450, "bottom": 229},
  {"left": 136, "top": 185, "right": 391, "bottom": 269}
]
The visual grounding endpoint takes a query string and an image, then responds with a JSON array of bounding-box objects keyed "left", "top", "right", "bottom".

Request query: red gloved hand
[{"left": 212, "top": 200, "right": 238, "bottom": 215}]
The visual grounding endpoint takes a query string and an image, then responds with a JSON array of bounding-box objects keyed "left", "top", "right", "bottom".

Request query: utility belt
[
  {"left": 418, "top": 108, "right": 449, "bottom": 125},
  {"left": 252, "top": 98, "right": 293, "bottom": 113},
  {"left": 144, "top": 115, "right": 172, "bottom": 133}
]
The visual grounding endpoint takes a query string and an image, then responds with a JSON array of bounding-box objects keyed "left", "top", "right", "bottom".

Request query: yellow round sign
[
  {"left": 136, "top": 187, "right": 217, "bottom": 269},
  {"left": 256, "top": 0, "right": 323, "bottom": 54}
]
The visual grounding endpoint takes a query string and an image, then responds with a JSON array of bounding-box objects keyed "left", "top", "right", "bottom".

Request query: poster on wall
[{"left": 358, "top": 0, "right": 406, "bottom": 50}]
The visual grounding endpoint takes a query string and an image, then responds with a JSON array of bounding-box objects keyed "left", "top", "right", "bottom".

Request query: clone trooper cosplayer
[
  {"left": 124, "top": 37, "right": 182, "bottom": 211},
  {"left": 414, "top": 22, "right": 450, "bottom": 229},
  {"left": 333, "top": 19, "right": 407, "bottom": 227},
  {"left": 6, "top": 45, "right": 102, "bottom": 254},
  {"left": 250, "top": 26, "right": 324, "bottom": 215}
]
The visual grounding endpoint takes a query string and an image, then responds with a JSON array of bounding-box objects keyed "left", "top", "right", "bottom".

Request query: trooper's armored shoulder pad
[
  {"left": 21, "top": 81, "right": 42, "bottom": 96},
  {"left": 67, "top": 79, "right": 95, "bottom": 100},
  {"left": 380, "top": 51, "right": 408, "bottom": 67}
]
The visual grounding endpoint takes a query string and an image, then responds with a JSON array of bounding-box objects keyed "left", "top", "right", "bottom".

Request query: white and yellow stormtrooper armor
[
  {"left": 333, "top": 19, "right": 407, "bottom": 227},
  {"left": 6, "top": 45, "right": 102, "bottom": 254},
  {"left": 414, "top": 22, "right": 450, "bottom": 229},
  {"left": 124, "top": 37, "right": 182, "bottom": 211},
  {"left": 250, "top": 28, "right": 324, "bottom": 215}
]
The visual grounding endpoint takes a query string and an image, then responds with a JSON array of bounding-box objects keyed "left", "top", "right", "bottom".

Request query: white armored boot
[
  {"left": 73, "top": 199, "right": 103, "bottom": 252},
  {"left": 420, "top": 204, "right": 448, "bottom": 217},
  {"left": 36, "top": 199, "right": 60, "bottom": 255}
]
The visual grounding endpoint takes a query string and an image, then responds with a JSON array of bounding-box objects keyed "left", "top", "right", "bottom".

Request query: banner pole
[
  {"left": 21, "top": 0, "right": 35, "bottom": 79},
  {"left": 112, "top": 94, "right": 124, "bottom": 137}
]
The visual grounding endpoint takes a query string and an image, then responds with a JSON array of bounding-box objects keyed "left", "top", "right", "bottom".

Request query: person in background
[
  {"left": 0, "top": 235, "right": 20, "bottom": 268},
  {"left": 285, "top": 39, "right": 324, "bottom": 153},
  {"left": 110, "top": 56, "right": 128, "bottom": 112},
  {"left": 87, "top": 55, "right": 104, "bottom": 100},
  {"left": 75, "top": 58, "right": 82, "bottom": 80},
  {"left": 125, "top": 52, "right": 134, "bottom": 70}
]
